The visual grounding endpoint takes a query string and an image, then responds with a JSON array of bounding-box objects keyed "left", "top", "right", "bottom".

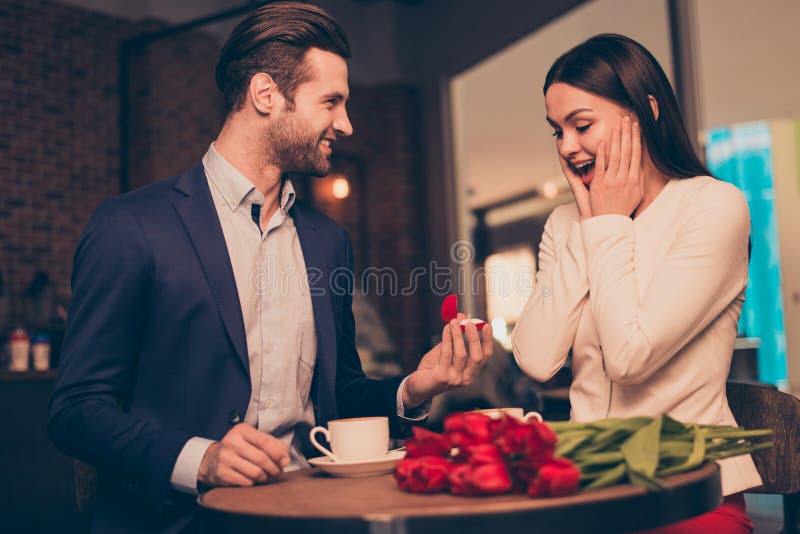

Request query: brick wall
[
  {"left": 0, "top": 0, "right": 130, "bottom": 327},
  {"left": 126, "top": 28, "right": 224, "bottom": 191},
  {"left": 311, "top": 85, "right": 431, "bottom": 370},
  {"left": 0, "top": 0, "right": 430, "bottom": 369}
]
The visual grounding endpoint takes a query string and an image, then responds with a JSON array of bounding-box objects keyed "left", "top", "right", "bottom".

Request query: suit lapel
[
  {"left": 172, "top": 166, "right": 249, "bottom": 377},
  {"left": 292, "top": 201, "right": 338, "bottom": 424}
]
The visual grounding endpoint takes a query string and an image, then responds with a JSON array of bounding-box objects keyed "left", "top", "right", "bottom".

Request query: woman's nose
[{"left": 558, "top": 132, "right": 580, "bottom": 159}]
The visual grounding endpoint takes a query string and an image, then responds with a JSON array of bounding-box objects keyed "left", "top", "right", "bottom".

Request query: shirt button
[{"left": 265, "top": 400, "right": 274, "bottom": 409}]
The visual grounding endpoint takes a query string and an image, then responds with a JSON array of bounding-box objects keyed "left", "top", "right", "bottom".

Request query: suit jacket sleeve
[
  {"left": 332, "top": 227, "right": 408, "bottom": 437},
  {"left": 48, "top": 199, "right": 192, "bottom": 514}
]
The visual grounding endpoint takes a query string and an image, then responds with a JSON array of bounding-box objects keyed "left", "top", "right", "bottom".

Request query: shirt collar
[
  {"left": 279, "top": 179, "right": 297, "bottom": 214},
  {"left": 202, "top": 143, "right": 296, "bottom": 214}
]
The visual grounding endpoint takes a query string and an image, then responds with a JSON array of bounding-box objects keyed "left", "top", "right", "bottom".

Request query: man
[{"left": 48, "top": 3, "right": 493, "bottom": 532}]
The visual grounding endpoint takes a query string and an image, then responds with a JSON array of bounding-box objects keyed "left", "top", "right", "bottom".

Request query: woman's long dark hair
[{"left": 544, "top": 34, "right": 711, "bottom": 179}]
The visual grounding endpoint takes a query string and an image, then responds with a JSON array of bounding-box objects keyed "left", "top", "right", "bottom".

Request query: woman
[{"left": 512, "top": 34, "right": 760, "bottom": 532}]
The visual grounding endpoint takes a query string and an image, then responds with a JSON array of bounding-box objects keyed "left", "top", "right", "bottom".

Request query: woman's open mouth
[{"left": 571, "top": 159, "right": 595, "bottom": 186}]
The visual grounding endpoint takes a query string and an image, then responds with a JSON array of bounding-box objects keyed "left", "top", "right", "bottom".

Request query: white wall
[
  {"left": 694, "top": 0, "right": 800, "bottom": 131},
  {"left": 770, "top": 121, "right": 800, "bottom": 394}
]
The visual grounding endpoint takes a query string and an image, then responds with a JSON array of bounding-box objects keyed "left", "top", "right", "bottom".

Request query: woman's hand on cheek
[
  {"left": 559, "top": 155, "right": 593, "bottom": 221},
  {"left": 589, "top": 116, "right": 644, "bottom": 218}
]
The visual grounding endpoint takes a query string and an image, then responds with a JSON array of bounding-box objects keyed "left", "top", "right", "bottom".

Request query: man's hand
[
  {"left": 198, "top": 423, "right": 290, "bottom": 487},
  {"left": 402, "top": 318, "right": 494, "bottom": 409}
]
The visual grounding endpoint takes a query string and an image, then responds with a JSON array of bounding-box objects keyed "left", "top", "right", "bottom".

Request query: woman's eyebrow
[
  {"left": 565, "top": 108, "right": 593, "bottom": 121},
  {"left": 547, "top": 108, "right": 594, "bottom": 126}
]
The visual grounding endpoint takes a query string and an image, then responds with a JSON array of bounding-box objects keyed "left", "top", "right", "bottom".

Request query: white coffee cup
[
  {"left": 309, "top": 416, "right": 389, "bottom": 462},
  {"left": 472, "top": 407, "right": 543, "bottom": 422}
]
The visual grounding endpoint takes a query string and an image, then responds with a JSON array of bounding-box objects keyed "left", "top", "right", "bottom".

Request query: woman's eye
[
  {"left": 576, "top": 124, "right": 591, "bottom": 133},
  {"left": 551, "top": 130, "right": 562, "bottom": 138}
]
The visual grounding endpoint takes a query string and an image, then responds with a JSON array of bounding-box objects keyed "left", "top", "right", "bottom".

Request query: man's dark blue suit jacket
[{"left": 48, "top": 165, "right": 407, "bottom": 533}]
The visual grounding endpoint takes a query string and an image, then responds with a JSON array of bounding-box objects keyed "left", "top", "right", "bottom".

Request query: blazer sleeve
[
  {"left": 512, "top": 204, "right": 590, "bottom": 381},
  {"left": 48, "top": 199, "right": 191, "bottom": 514},
  {"left": 579, "top": 183, "right": 750, "bottom": 384},
  {"left": 332, "top": 228, "right": 407, "bottom": 437}
]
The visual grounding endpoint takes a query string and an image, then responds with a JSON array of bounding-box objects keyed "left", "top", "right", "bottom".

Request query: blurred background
[{"left": 0, "top": 0, "right": 798, "bottom": 531}]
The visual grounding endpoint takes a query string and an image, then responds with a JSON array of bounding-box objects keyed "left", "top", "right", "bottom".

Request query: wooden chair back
[{"left": 726, "top": 381, "right": 800, "bottom": 494}]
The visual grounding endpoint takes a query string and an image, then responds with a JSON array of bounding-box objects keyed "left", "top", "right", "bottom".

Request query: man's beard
[{"left": 265, "top": 112, "right": 331, "bottom": 177}]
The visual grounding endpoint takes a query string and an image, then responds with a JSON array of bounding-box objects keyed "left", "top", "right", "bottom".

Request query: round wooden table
[{"left": 198, "top": 462, "right": 722, "bottom": 534}]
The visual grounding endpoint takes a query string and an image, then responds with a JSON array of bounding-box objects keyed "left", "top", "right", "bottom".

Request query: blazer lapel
[
  {"left": 292, "top": 201, "right": 338, "bottom": 424},
  {"left": 172, "top": 165, "right": 249, "bottom": 377}
]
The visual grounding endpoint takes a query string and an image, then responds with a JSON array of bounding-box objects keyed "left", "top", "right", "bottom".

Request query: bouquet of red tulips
[
  {"left": 394, "top": 412, "right": 773, "bottom": 498},
  {"left": 395, "top": 412, "right": 581, "bottom": 497}
]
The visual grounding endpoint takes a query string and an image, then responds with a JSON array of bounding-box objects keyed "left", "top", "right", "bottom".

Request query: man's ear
[
  {"left": 648, "top": 94, "right": 659, "bottom": 122},
  {"left": 248, "top": 73, "right": 281, "bottom": 115}
]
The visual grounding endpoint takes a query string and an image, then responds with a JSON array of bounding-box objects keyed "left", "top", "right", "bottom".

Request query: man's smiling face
[{"left": 266, "top": 47, "right": 353, "bottom": 177}]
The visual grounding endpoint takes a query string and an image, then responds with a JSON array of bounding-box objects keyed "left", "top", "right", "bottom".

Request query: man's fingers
[
  {"left": 465, "top": 322, "right": 482, "bottom": 362},
  {"left": 217, "top": 444, "right": 268, "bottom": 484},
  {"left": 200, "top": 437, "right": 279, "bottom": 487},
  {"left": 239, "top": 426, "right": 290, "bottom": 467},
  {"left": 228, "top": 457, "right": 269, "bottom": 484},
  {"left": 222, "top": 424, "right": 290, "bottom": 479},
  {"left": 480, "top": 322, "right": 494, "bottom": 358},
  {"left": 462, "top": 323, "right": 484, "bottom": 382},
  {"left": 439, "top": 323, "right": 452, "bottom": 367},
  {"left": 235, "top": 440, "right": 283, "bottom": 478},
  {"left": 450, "top": 320, "right": 467, "bottom": 374},
  {"left": 263, "top": 439, "right": 291, "bottom": 469},
  {"left": 216, "top": 464, "right": 255, "bottom": 487}
]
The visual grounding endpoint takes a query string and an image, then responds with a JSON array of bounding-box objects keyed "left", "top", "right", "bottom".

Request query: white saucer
[{"left": 308, "top": 449, "right": 406, "bottom": 477}]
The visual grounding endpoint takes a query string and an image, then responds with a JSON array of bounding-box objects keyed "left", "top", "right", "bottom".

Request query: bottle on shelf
[
  {"left": 31, "top": 332, "right": 51, "bottom": 371},
  {"left": 9, "top": 327, "right": 30, "bottom": 372}
]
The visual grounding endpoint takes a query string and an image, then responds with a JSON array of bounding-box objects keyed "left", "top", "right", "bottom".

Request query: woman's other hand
[{"left": 589, "top": 116, "right": 644, "bottom": 218}]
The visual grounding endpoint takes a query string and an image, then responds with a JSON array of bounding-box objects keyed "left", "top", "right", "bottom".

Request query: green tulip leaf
[
  {"left": 621, "top": 415, "right": 663, "bottom": 490},
  {"left": 657, "top": 427, "right": 707, "bottom": 477},
  {"left": 584, "top": 462, "right": 627, "bottom": 490}
]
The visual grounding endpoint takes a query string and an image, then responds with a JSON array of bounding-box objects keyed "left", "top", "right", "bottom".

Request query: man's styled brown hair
[{"left": 215, "top": 2, "right": 351, "bottom": 113}]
